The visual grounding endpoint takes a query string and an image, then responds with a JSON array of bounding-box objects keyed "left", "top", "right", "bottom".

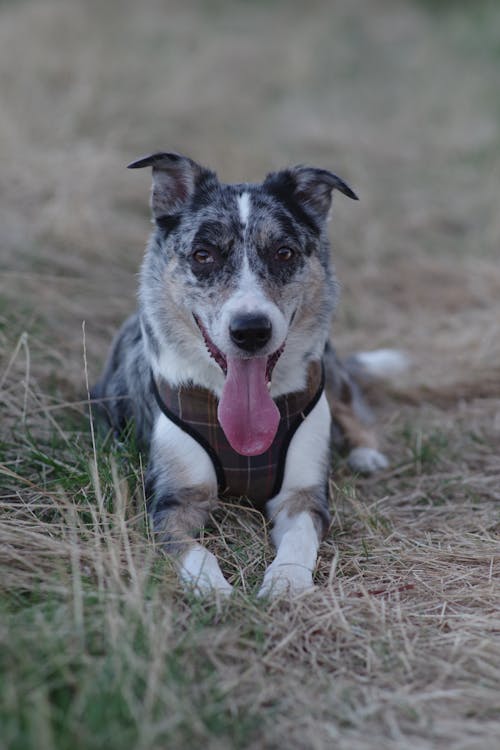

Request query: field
[{"left": 1, "top": 0, "right": 499, "bottom": 748}]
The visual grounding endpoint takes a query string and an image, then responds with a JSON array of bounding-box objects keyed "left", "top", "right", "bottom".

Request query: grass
[
  {"left": 1, "top": 0, "right": 499, "bottom": 748},
  {"left": 2, "top": 328, "right": 499, "bottom": 750}
]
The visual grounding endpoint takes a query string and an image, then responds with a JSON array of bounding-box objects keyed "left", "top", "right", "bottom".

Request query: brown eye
[
  {"left": 275, "top": 247, "right": 294, "bottom": 262},
  {"left": 192, "top": 249, "right": 215, "bottom": 265}
]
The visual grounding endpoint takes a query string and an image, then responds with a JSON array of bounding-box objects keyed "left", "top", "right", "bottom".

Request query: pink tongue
[{"left": 217, "top": 356, "right": 280, "bottom": 456}]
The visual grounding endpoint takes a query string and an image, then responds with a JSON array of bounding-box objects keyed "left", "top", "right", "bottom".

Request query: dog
[{"left": 92, "top": 152, "right": 399, "bottom": 597}]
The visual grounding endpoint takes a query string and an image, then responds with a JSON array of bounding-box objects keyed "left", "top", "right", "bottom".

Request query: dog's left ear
[
  {"left": 265, "top": 165, "right": 358, "bottom": 224},
  {"left": 292, "top": 166, "right": 358, "bottom": 219},
  {"left": 128, "top": 152, "right": 214, "bottom": 219}
]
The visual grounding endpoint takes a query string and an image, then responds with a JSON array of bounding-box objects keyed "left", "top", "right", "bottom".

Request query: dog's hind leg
[
  {"left": 329, "top": 397, "right": 389, "bottom": 474},
  {"left": 147, "top": 413, "right": 232, "bottom": 597},
  {"left": 258, "top": 392, "right": 332, "bottom": 598},
  {"left": 324, "top": 342, "right": 389, "bottom": 474}
]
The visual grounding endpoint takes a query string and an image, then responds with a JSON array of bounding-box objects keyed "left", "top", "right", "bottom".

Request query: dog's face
[{"left": 134, "top": 152, "right": 357, "bottom": 454}]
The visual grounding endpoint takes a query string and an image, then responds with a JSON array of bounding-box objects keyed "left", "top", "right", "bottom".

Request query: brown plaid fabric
[{"left": 152, "top": 360, "right": 325, "bottom": 507}]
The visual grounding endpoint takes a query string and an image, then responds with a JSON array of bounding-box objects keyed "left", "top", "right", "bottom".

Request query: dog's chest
[{"left": 152, "top": 360, "right": 324, "bottom": 506}]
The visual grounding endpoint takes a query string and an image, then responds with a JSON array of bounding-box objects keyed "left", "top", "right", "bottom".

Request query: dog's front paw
[
  {"left": 179, "top": 546, "right": 233, "bottom": 598},
  {"left": 347, "top": 446, "right": 389, "bottom": 474},
  {"left": 257, "top": 562, "right": 315, "bottom": 599}
]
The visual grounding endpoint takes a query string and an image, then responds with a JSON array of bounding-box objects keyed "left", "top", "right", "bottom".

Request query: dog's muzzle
[
  {"left": 229, "top": 313, "right": 272, "bottom": 353},
  {"left": 193, "top": 314, "right": 287, "bottom": 456}
]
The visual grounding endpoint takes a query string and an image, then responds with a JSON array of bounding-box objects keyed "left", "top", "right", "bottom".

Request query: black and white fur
[{"left": 93, "top": 152, "right": 391, "bottom": 597}]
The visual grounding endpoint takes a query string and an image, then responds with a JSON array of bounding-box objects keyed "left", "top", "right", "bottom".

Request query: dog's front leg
[
  {"left": 150, "top": 485, "right": 233, "bottom": 597},
  {"left": 258, "top": 391, "right": 332, "bottom": 598},
  {"left": 258, "top": 488, "right": 330, "bottom": 597},
  {"left": 147, "top": 413, "right": 232, "bottom": 597}
]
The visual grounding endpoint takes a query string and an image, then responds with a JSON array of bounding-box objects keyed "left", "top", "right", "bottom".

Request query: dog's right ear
[{"left": 128, "top": 152, "right": 212, "bottom": 219}]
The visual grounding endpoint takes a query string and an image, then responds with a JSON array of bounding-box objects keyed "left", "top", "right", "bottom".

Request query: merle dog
[{"left": 92, "top": 153, "right": 395, "bottom": 597}]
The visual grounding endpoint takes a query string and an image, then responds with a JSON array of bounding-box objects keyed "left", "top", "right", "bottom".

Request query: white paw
[
  {"left": 347, "top": 447, "right": 389, "bottom": 474},
  {"left": 178, "top": 546, "right": 233, "bottom": 598},
  {"left": 257, "top": 562, "right": 315, "bottom": 599}
]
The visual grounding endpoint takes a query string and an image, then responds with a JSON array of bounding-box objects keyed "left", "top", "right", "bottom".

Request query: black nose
[{"left": 229, "top": 314, "right": 272, "bottom": 353}]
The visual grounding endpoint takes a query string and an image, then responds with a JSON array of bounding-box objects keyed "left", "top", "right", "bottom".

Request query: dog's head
[{"left": 132, "top": 152, "right": 357, "bottom": 455}]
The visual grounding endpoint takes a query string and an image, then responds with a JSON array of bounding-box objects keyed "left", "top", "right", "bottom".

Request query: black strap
[
  {"left": 150, "top": 374, "right": 227, "bottom": 492},
  {"left": 271, "top": 361, "right": 325, "bottom": 497}
]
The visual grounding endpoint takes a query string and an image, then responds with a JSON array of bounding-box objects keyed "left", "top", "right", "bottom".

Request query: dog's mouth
[
  {"left": 194, "top": 315, "right": 285, "bottom": 457},
  {"left": 195, "top": 315, "right": 284, "bottom": 382}
]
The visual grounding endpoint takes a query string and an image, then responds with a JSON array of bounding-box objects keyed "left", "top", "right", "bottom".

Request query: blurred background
[{"left": 0, "top": 0, "right": 499, "bottom": 399}]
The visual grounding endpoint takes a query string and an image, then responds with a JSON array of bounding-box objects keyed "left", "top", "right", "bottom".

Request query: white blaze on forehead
[
  {"left": 236, "top": 191, "right": 260, "bottom": 298},
  {"left": 237, "top": 191, "right": 251, "bottom": 227},
  {"left": 212, "top": 188, "right": 288, "bottom": 357}
]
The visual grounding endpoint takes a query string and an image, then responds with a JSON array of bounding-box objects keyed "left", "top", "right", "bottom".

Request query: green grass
[
  {"left": 0, "top": 407, "right": 261, "bottom": 749},
  {"left": 0, "top": 594, "right": 261, "bottom": 750}
]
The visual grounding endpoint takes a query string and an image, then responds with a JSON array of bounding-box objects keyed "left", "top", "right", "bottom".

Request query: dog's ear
[
  {"left": 128, "top": 152, "right": 213, "bottom": 219},
  {"left": 292, "top": 166, "right": 358, "bottom": 219},
  {"left": 264, "top": 165, "right": 358, "bottom": 225}
]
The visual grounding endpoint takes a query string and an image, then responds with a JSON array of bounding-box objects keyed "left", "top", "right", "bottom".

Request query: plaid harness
[{"left": 152, "top": 360, "right": 324, "bottom": 507}]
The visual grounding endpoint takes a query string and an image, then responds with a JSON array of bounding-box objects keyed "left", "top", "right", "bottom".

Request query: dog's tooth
[{"left": 267, "top": 382, "right": 272, "bottom": 390}]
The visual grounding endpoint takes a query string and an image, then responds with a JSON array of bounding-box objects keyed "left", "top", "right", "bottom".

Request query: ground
[{"left": 0, "top": 0, "right": 499, "bottom": 748}]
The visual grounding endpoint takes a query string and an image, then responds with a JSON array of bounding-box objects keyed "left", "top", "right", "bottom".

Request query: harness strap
[
  {"left": 151, "top": 375, "right": 227, "bottom": 491},
  {"left": 269, "top": 364, "right": 325, "bottom": 498},
  {"left": 151, "top": 360, "right": 325, "bottom": 502}
]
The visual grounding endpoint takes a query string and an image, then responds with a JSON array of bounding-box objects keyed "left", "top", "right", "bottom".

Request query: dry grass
[{"left": 1, "top": 0, "right": 499, "bottom": 748}]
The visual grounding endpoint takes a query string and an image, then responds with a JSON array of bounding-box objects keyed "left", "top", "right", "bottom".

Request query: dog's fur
[{"left": 92, "top": 152, "right": 392, "bottom": 597}]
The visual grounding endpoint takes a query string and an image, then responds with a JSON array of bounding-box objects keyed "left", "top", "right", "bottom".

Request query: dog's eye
[
  {"left": 275, "top": 247, "right": 295, "bottom": 262},
  {"left": 192, "top": 249, "right": 215, "bottom": 265}
]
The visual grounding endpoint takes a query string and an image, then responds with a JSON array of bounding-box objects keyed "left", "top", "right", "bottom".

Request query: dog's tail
[
  {"left": 344, "top": 348, "right": 410, "bottom": 381},
  {"left": 324, "top": 342, "right": 409, "bottom": 397}
]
